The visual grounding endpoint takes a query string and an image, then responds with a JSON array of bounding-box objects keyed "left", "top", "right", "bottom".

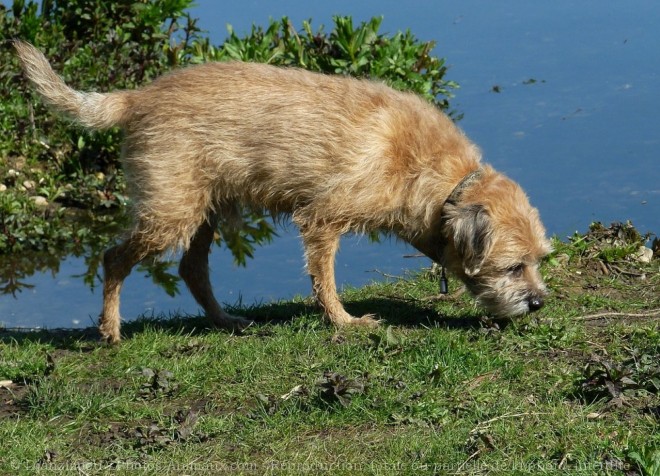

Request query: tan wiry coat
[{"left": 15, "top": 41, "right": 551, "bottom": 344}]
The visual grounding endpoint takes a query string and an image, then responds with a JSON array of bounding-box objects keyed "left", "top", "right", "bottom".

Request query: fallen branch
[
  {"left": 575, "top": 308, "right": 660, "bottom": 321},
  {"left": 609, "top": 264, "right": 647, "bottom": 278},
  {"left": 470, "top": 412, "right": 549, "bottom": 433},
  {"left": 366, "top": 269, "right": 402, "bottom": 279},
  {"left": 457, "top": 449, "right": 482, "bottom": 472}
]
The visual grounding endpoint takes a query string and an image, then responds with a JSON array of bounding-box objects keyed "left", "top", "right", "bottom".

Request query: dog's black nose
[{"left": 528, "top": 296, "right": 544, "bottom": 312}]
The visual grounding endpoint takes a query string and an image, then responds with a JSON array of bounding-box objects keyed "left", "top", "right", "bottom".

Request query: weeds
[
  {"left": 627, "top": 445, "right": 660, "bottom": 476},
  {"left": 138, "top": 368, "right": 178, "bottom": 400},
  {"left": 577, "top": 352, "right": 660, "bottom": 406},
  {"left": 317, "top": 371, "right": 366, "bottom": 407},
  {"left": 557, "top": 221, "right": 653, "bottom": 267}
]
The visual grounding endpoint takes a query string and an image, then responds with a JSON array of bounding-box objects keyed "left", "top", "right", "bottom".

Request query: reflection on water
[
  {"left": 0, "top": 249, "right": 104, "bottom": 329},
  {"left": 0, "top": 225, "right": 418, "bottom": 329},
  {"left": 2, "top": 1, "right": 658, "bottom": 328}
]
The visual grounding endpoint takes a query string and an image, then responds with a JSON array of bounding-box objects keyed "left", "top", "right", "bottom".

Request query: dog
[{"left": 15, "top": 41, "right": 552, "bottom": 343}]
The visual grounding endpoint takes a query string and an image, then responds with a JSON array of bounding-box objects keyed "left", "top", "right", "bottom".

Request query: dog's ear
[{"left": 447, "top": 204, "right": 493, "bottom": 276}]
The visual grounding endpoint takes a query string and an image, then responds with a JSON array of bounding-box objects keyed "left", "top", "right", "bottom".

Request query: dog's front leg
[{"left": 300, "top": 224, "right": 379, "bottom": 328}]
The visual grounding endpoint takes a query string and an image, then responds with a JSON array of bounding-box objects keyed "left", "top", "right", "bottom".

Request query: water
[{"left": 1, "top": 0, "right": 658, "bottom": 329}]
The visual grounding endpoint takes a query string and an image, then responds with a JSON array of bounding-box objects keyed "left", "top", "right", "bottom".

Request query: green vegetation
[
  {"left": 1, "top": 222, "right": 658, "bottom": 475},
  {"left": 1, "top": 2, "right": 658, "bottom": 473},
  {"left": 0, "top": 0, "right": 457, "bottom": 260}
]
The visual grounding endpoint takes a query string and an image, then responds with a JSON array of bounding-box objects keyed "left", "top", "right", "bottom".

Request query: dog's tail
[{"left": 14, "top": 41, "right": 132, "bottom": 129}]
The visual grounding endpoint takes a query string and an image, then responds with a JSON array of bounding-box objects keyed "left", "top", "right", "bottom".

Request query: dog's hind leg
[
  {"left": 299, "top": 224, "right": 380, "bottom": 328},
  {"left": 179, "top": 214, "right": 253, "bottom": 332},
  {"left": 100, "top": 236, "right": 153, "bottom": 344}
]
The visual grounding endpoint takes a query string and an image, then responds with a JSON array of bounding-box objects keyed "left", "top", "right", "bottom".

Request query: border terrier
[{"left": 15, "top": 41, "right": 552, "bottom": 343}]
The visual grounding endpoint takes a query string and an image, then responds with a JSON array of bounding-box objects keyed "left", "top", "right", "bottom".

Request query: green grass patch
[{"left": 1, "top": 224, "right": 659, "bottom": 475}]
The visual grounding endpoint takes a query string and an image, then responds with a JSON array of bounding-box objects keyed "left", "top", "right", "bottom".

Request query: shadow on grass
[{"left": 0, "top": 295, "right": 485, "bottom": 349}]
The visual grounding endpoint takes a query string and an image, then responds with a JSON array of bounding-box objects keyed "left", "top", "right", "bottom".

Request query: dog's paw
[
  {"left": 211, "top": 313, "right": 255, "bottom": 333},
  {"left": 98, "top": 318, "right": 122, "bottom": 345},
  {"left": 100, "top": 334, "right": 121, "bottom": 345},
  {"left": 337, "top": 313, "right": 381, "bottom": 328},
  {"left": 357, "top": 314, "right": 381, "bottom": 328}
]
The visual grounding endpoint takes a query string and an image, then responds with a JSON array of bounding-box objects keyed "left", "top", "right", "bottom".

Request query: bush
[
  {"left": 188, "top": 15, "right": 457, "bottom": 111},
  {"left": 0, "top": 0, "right": 458, "bottom": 260},
  {"left": 1, "top": 0, "right": 200, "bottom": 256}
]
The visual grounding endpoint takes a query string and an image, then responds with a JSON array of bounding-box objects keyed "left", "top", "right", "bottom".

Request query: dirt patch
[
  {"left": 68, "top": 397, "right": 212, "bottom": 456},
  {"left": 0, "top": 383, "right": 29, "bottom": 419}
]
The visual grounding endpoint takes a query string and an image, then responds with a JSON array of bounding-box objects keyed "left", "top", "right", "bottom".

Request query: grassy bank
[{"left": 1, "top": 222, "right": 659, "bottom": 475}]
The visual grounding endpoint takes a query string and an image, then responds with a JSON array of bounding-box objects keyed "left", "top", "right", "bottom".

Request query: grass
[{"left": 0, "top": 224, "right": 659, "bottom": 475}]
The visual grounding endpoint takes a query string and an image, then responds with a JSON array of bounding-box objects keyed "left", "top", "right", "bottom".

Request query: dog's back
[{"left": 16, "top": 40, "right": 478, "bottom": 248}]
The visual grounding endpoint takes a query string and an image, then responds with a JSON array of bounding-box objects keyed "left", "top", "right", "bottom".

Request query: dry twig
[{"left": 575, "top": 308, "right": 660, "bottom": 321}]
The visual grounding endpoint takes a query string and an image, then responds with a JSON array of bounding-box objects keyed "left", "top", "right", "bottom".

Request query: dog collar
[{"left": 437, "top": 167, "right": 484, "bottom": 293}]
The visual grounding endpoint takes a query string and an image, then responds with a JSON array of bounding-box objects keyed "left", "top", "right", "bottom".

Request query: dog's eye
[{"left": 507, "top": 263, "right": 525, "bottom": 277}]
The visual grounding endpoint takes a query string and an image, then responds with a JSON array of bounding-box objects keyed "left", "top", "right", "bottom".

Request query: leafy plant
[
  {"left": 562, "top": 221, "right": 650, "bottom": 263},
  {"left": 577, "top": 353, "right": 660, "bottom": 405},
  {"left": 137, "top": 260, "right": 180, "bottom": 297},
  {"left": 189, "top": 16, "right": 457, "bottom": 113},
  {"left": 0, "top": 191, "right": 69, "bottom": 253},
  {"left": 138, "top": 368, "right": 178, "bottom": 400},
  {"left": 317, "top": 371, "right": 365, "bottom": 407},
  {"left": 627, "top": 445, "right": 660, "bottom": 476},
  {"left": 1, "top": 1, "right": 458, "bottom": 270},
  {"left": 1, "top": 0, "right": 201, "bottom": 256}
]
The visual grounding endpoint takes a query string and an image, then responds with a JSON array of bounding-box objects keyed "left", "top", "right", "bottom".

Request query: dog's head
[{"left": 441, "top": 171, "right": 552, "bottom": 317}]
